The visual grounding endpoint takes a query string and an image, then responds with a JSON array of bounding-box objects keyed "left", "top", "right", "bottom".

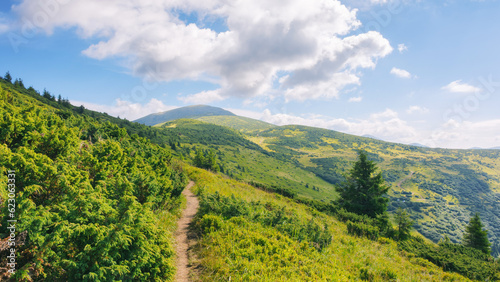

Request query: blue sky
[{"left": 1, "top": 0, "right": 499, "bottom": 149}]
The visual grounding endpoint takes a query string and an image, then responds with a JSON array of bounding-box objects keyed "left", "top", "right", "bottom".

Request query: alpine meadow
[
  {"left": 1, "top": 75, "right": 499, "bottom": 280},
  {"left": 2, "top": 0, "right": 500, "bottom": 281}
]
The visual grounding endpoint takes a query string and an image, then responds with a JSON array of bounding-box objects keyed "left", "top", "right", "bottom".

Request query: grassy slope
[
  {"left": 156, "top": 119, "right": 337, "bottom": 201},
  {"left": 186, "top": 166, "right": 468, "bottom": 281},
  {"left": 157, "top": 116, "right": 500, "bottom": 256},
  {"left": 243, "top": 125, "right": 500, "bottom": 254},
  {"left": 195, "top": 115, "right": 276, "bottom": 131}
]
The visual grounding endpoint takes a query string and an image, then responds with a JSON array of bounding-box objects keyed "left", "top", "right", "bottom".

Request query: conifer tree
[
  {"left": 4, "top": 71, "right": 12, "bottom": 83},
  {"left": 193, "top": 147, "right": 205, "bottom": 168},
  {"left": 395, "top": 208, "right": 413, "bottom": 241},
  {"left": 463, "top": 213, "right": 491, "bottom": 255},
  {"left": 336, "top": 150, "right": 389, "bottom": 218}
]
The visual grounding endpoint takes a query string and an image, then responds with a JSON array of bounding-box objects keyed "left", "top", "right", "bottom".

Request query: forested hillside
[
  {"left": 0, "top": 79, "right": 187, "bottom": 280},
  {"left": 245, "top": 125, "right": 500, "bottom": 256}
]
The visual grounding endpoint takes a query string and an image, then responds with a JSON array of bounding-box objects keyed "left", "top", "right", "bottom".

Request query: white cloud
[
  {"left": 348, "top": 96, "right": 363, "bottom": 102},
  {"left": 179, "top": 90, "right": 224, "bottom": 104},
  {"left": 258, "top": 108, "right": 418, "bottom": 143},
  {"left": 70, "top": 98, "right": 177, "bottom": 120},
  {"left": 398, "top": 43, "right": 408, "bottom": 53},
  {"left": 0, "top": 23, "right": 7, "bottom": 34},
  {"left": 12, "top": 0, "right": 392, "bottom": 103},
  {"left": 425, "top": 119, "right": 500, "bottom": 149},
  {"left": 406, "top": 105, "right": 429, "bottom": 114},
  {"left": 370, "top": 0, "right": 390, "bottom": 4},
  {"left": 390, "top": 67, "right": 412, "bottom": 79},
  {"left": 442, "top": 80, "right": 481, "bottom": 93},
  {"left": 0, "top": 15, "right": 8, "bottom": 34}
]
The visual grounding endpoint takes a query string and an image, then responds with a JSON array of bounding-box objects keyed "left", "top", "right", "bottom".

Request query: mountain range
[
  {"left": 1, "top": 77, "right": 499, "bottom": 280},
  {"left": 137, "top": 105, "right": 500, "bottom": 257},
  {"left": 134, "top": 104, "right": 235, "bottom": 126}
]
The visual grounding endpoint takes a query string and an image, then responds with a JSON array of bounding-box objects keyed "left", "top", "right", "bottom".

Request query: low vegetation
[
  {"left": 0, "top": 79, "right": 187, "bottom": 280},
  {"left": 1, "top": 74, "right": 499, "bottom": 280},
  {"left": 187, "top": 166, "right": 473, "bottom": 281}
]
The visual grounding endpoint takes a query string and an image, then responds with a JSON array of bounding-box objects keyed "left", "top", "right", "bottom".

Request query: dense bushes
[
  {"left": 196, "top": 191, "right": 331, "bottom": 250},
  {"left": 346, "top": 221, "right": 379, "bottom": 240},
  {"left": 0, "top": 82, "right": 186, "bottom": 280},
  {"left": 248, "top": 181, "right": 297, "bottom": 199},
  {"left": 399, "top": 236, "right": 500, "bottom": 280}
]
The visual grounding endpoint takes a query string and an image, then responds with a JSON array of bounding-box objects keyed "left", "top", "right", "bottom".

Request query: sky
[{"left": 1, "top": 0, "right": 500, "bottom": 149}]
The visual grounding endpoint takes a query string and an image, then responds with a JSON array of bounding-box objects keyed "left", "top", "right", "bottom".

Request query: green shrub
[
  {"left": 398, "top": 236, "right": 500, "bottom": 280},
  {"left": 197, "top": 192, "right": 332, "bottom": 250},
  {"left": 346, "top": 221, "right": 380, "bottom": 240},
  {"left": 198, "top": 214, "right": 224, "bottom": 233}
]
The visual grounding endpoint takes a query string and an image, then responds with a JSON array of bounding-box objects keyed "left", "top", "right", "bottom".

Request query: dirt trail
[
  {"left": 175, "top": 181, "right": 199, "bottom": 282},
  {"left": 397, "top": 171, "right": 414, "bottom": 189}
]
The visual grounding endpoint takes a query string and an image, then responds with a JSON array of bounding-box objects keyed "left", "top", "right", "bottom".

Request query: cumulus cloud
[
  {"left": 12, "top": 0, "right": 392, "bottom": 103},
  {"left": 442, "top": 80, "right": 481, "bottom": 93},
  {"left": 348, "top": 96, "right": 363, "bottom": 102},
  {"left": 70, "top": 98, "right": 177, "bottom": 121},
  {"left": 426, "top": 119, "right": 500, "bottom": 149},
  {"left": 390, "top": 67, "right": 412, "bottom": 78},
  {"left": 179, "top": 89, "right": 224, "bottom": 104},
  {"left": 258, "top": 108, "right": 418, "bottom": 143},
  {"left": 0, "top": 15, "right": 8, "bottom": 34},
  {"left": 397, "top": 43, "right": 408, "bottom": 53},
  {"left": 406, "top": 105, "right": 429, "bottom": 114}
]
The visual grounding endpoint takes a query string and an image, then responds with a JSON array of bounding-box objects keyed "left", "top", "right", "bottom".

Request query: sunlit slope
[
  {"left": 157, "top": 116, "right": 500, "bottom": 256},
  {"left": 186, "top": 166, "right": 469, "bottom": 281},
  {"left": 156, "top": 119, "right": 337, "bottom": 201},
  {"left": 0, "top": 80, "right": 187, "bottom": 281},
  {"left": 244, "top": 125, "right": 500, "bottom": 255},
  {"left": 195, "top": 115, "right": 276, "bottom": 131}
]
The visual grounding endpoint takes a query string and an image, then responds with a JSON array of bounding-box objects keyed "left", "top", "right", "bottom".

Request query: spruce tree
[
  {"left": 4, "top": 71, "right": 12, "bottom": 83},
  {"left": 395, "top": 208, "right": 413, "bottom": 241},
  {"left": 336, "top": 150, "right": 389, "bottom": 218},
  {"left": 463, "top": 213, "right": 491, "bottom": 255}
]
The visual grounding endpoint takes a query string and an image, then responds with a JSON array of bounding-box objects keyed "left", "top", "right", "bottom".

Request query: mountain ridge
[
  {"left": 134, "top": 104, "right": 235, "bottom": 126},
  {"left": 1, "top": 77, "right": 497, "bottom": 280}
]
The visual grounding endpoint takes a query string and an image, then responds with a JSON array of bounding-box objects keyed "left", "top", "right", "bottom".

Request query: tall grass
[{"left": 186, "top": 166, "right": 469, "bottom": 281}]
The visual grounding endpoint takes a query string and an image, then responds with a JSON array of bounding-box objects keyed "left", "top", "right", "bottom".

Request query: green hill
[
  {"left": 195, "top": 115, "right": 276, "bottom": 131},
  {"left": 153, "top": 115, "right": 500, "bottom": 257},
  {"left": 1, "top": 76, "right": 499, "bottom": 280},
  {"left": 155, "top": 119, "right": 336, "bottom": 201},
  {"left": 0, "top": 79, "right": 187, "bottom": 280},
  {"left": 134, "top": 105, "right": 235, "bottom": 126},
  {"left": 241, "top": 125, "right": 500, "bottom": 254}
]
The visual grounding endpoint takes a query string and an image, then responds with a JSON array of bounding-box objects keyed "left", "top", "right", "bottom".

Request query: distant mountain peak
[
  {"left": 409, "top": 143, "right": 429, "bottom": 148},
  {"left": 134, "top": 105, "right": 235, "bottom": 126},
  {"left": 362, "top": 134, "right": 383, "bottom": 141}
]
